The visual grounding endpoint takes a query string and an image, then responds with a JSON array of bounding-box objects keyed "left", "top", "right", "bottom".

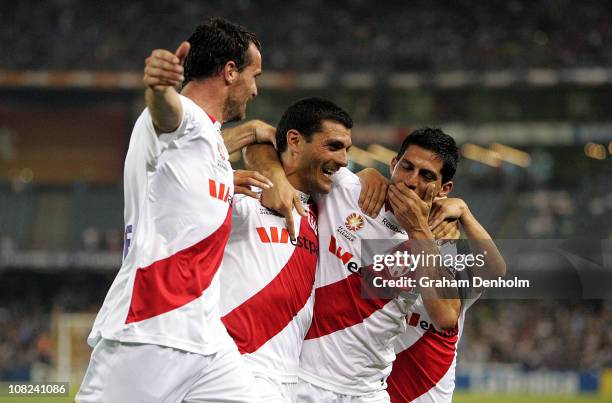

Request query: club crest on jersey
[
  {"left": 336, "top": 212, "right": 365, "bottom": 243},
  {"left": 345, "top": 213, "right": 365, "bottom": 232}
]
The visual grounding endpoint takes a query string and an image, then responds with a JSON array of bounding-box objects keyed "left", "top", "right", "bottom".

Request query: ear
[
  {"left": 223, "top": 61, "right": 238, "bottom": 84},
  {"left": 286, "top": 129, "right": 303, "bottom": 153},
  {"left": 437, "top": 181, "right": 454, "bottom": 198}
]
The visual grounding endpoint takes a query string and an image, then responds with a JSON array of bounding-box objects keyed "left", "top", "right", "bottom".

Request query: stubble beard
[{"left": 223, "top": 95, "right": 245, "bottom": 123}]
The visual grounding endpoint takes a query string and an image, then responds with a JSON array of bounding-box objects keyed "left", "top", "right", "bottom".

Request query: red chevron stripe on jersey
[
  {"left": 125, "top": 206, "right": 232, "bottom": 324},
  {"left": 304, "top": 272, "right": 391, "bottom": 340},
  {"left": 221, "top": 214, "right": 318, "bottom": 353},
  {"left": 387, "top": 325, "right": 458, "bottom": 402}
]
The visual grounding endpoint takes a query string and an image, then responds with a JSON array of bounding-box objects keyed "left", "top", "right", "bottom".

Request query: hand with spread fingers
[
  {"left": 260, "top": 172, "right": 307, "bottom": 240},
  {"left": 233, "top": 170, "right": 273, "bottom": 199},
  {"left": 388, "top": 182, "right": 436, "bottom": 237}
]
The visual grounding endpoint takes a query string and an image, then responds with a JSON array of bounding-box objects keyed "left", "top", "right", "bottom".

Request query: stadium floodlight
[{"left": 490, "top": 143, "right": 532, "bottom": 167}]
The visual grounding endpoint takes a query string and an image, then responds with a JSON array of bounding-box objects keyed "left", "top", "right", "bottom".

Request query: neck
[
  {"left": 181, "top": 79, "right": 226, "bottom": 123},
  {"left": 286, "top": 171, "right": 308, "bottom": 194},
  {"left": 281, "top": 154, "right": 308, "bottom": 194}
]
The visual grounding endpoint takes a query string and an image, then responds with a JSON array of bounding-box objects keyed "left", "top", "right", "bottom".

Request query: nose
[
  {"left": 252, "top": 84, "right": 258, "bottom": 98},
  {"left": 337, "top": 149, "right": 349, "bottom": 168},
  {"left": 404, "top": 171, "right": 418, "bottom": 190}
]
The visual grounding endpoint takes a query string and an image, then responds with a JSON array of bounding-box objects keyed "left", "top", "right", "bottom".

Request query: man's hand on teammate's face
[
  {"left": 428, "top": 198, "right": 467, "bottom": 231},
  {"left": 233, "top": 170, "right": 273, "bottom": 199},
  {"left": 388, "top": 182, "right": 436, "bottom": 235},
  {"left": 259, "top": 171, "right": 307, "bottom": 240},
  {"left": 357, "top": 168, "right": 389, "bottom": 218},
  {"left": 143, "top": 41, "right": 190, "bottom": 91}
]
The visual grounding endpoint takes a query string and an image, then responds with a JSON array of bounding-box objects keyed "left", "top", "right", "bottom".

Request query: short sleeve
[{"left": 135, "top": 96, "right": 193, "bottom": 171}]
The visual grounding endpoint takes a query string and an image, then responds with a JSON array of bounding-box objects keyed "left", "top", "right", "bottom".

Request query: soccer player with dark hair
[
  {"left": 220, "top": 97, "right": 353, "bottom": 402},
  {"left": 386, "top": 132, "right": 507, "bottom": 403},
  {"left": 246, "top": 127, "right": 505, "bottom": 402},
  {"left": 77, "top": 17, "right": 277, "bottom": 402}
]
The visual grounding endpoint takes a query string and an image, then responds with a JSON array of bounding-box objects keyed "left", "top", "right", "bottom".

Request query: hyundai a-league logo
[{"left": 344, "top": 213, "right": 365, "bottom": 232}]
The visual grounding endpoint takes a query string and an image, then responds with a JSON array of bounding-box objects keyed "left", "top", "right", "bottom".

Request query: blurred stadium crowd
[
  {"left": 2, "top": 272, "right": 611, "bottom": 380},
  {"left": 2, "top": 0, "right": 612, "bottom": 72},
  {"left": 0, "top": 0, "right": 611, "bottom": 387},
  {"left": 462, "top": 300, "right": 612, "bottom": 371}
]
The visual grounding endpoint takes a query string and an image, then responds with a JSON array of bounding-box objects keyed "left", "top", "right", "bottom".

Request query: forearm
[
  {"left": 145, "top": 87, "right": 182, "bottom": 134},
  {"left": 223, "top": 126, "right": 256, "bottom": 154},
  {"left": 409, "top": 229, "right": 461, "bottom": 329},
  {"left": 243, "top": 143, "right": 284, "bottom": 178},
  {"left": 460, "top": 207, "right": 507, "bottom": 278}
]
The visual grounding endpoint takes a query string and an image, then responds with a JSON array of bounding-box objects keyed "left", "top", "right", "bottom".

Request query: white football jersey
[
  {"left": 88, "top": 95, "right": 235, "bottom": 355},
  {"left": 388, "top": 293, "right": 479, "bottom": 403},
  {"left": 220, "top": 192, "right": 318, "bottom": 383},
  {"left": 298, "top": 168, "right": 419, "bottom": 395}
]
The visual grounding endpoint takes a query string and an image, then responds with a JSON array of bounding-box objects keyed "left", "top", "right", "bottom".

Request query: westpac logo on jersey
[
  {"left": 257, "top": 227, "right": 289, "bottom": 244},
  {"left": 328, "top": 235, "right": 359, "bottom": 273},
  {"left": 209, "top": 179, "right": 232, "bottom": 204},
  {"left": 407, "top": 312, "right": 458, "bottom": 338},
  {"left": 257, "top": 226, "right": 318, "bottom": 255}
]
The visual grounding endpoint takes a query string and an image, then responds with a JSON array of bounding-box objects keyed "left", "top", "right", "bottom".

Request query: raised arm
[{"left": 143, "top": 42, "right": 190, "bottom": 134}]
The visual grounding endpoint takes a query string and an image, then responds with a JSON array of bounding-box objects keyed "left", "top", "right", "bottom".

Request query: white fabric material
[
  {"left": 299, "top": 167, "right": 420, "bottom": 395},
  {"left": 76, "top": 338, "right": 257, "bottom": 403},
  {"left": 391, "top": 291, "right": 480, "bottom": 402},
  {"left": 88, "top": 95, "right": 235, "bottom": 355},
  {"left": 220, "top": 192, "right": 317, "bottom": 383},
  {"left": 255, "top": 374, "right": 298, "bottom": 403},
  {"left": 296, "top": 380, "right": 390, "bottom": 403}
]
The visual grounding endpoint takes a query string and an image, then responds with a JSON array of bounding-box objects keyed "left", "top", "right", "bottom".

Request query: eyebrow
[
  {"left": 326, "top": 138, "right": 351, "bottom": 148},
  {"left": 401, "top": 159, "right": 438, "bottom": 179}
]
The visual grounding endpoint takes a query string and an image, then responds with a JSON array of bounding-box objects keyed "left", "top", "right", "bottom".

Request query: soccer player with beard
[
  {"left": 78, "top": 17, "right": 278, "bottom": 403},
  {"left": 220, "top": 97, "right": 353, "bottom": 403}
]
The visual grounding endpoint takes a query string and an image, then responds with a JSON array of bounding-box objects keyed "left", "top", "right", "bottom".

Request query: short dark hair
[
  {"left": 183, "top": 17, "right": 261, "bottom": 84},
  {"left": 396, "top": 128, "right": 459, "bottom": 183},
  {"left": 276, "top": 97, "right": 353, "bottom": 154}
]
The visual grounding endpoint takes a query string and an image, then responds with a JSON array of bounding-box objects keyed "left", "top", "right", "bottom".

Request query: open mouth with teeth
[{"left": 322, "top": 166, "right": 337, "bottom": 178}]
